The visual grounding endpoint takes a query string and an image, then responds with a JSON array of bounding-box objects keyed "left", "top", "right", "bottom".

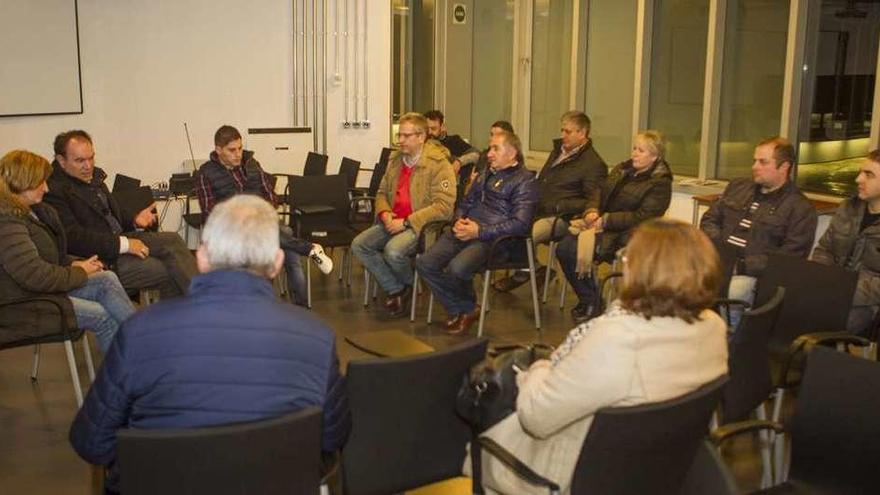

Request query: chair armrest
[
  {"left": 599, "top": 271, "right": 623, "bottom": 295},
  {"left": 777, "top": 331, "right": 871, "bottom": 388},
  {"left": 417, "top": 220, "right": 451, "bottom": 253},
  {"left": 477, "top": 437, "right": 561, "bottom": 495},
  {"left": 710, "top": 420, "right": 785, "bottom": 446},
  {"left": 0, "top": 296, "right": 78, "bottom": 335},
  {"left": 293, "top": 205, "right": 336, "bottom": 216}
]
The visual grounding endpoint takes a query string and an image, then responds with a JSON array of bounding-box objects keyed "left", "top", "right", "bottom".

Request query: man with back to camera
[
  {"left": 812, "top": 149, "right": 880, "bottom": 335},
  {"left": 351, "top": 112, "right": 456, "bottom": 316},
  {"left": 196, "top": 125, "right": 333, "bottom": 306},
  {"left": 416, "top": 130, "right": 538, "bottom": 335},
  {"left": 700, "top": 136, "right": 817, "bottom": 309},
  {"left": 425, "top": 109, "right": 480, "bottom": 178},
  {"left": 69, "top": 195, "right": 351, "bottom": 492},
  {"left": 493, "top": 110, "right": 607, "bottom": 293},
  {"left": 45, "top": 130, "right": 197, "bottom": 299}
]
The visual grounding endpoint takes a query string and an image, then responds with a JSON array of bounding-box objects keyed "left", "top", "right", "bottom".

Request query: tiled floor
[{"left": 0, "top": 254, "right": 764, "bottom": 494}]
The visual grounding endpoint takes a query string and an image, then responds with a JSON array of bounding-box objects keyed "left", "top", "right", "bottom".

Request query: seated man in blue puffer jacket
[{"left": 69, "top": 194, "right": 350, "bottom": 492}]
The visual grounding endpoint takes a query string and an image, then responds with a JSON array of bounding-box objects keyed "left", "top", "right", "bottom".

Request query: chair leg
[
  {"left": 559, "top": 275, "right": 567, "bottom": 310},
  {"left": 410, "top": 272, "right": 419, "bottom": 322},
  {"left": 543, "top": 241, "right": 557, "bottom": 304},
  {"left": 478, "top": 270, "right": 491, "bottom": 337},
  {"left": 774, "top": 431, "right": 787, "bottom": 485},
  {"left": 338, "top": 248, "right": 344, "bottom": 282},
  {"left": 427, "top": 292, "right": 434, "bottom": 324},
  {"left": 527, "top": 239, "right": 542, "bottom": 329},
  {"left": 346, "top": 249, "right": 353, "bottom": 287},
  {"left": 81, "top": 335, "right": 96, "bottom": 383},
  {"left": 63, "top": 340, "right": 84, "bottom": 407},
  {"left": 31, "top": 344, "right": 41, "bottom": 382},
  {"left": 755, "top": 403, "right": 774, "bottom": 489},
  {"left": 771, "top": 388, "right": 785, "bottom": 423},
  {"left": 306, "top": 261, "right": 312, "bottom": 309},
  {"left": 363, "top": 271, "right": 371, "bottom": 307}
]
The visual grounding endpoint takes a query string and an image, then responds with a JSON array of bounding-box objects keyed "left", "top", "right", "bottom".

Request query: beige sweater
[{"left": 469, "top": 309, "right": 728, "bottom": 495}]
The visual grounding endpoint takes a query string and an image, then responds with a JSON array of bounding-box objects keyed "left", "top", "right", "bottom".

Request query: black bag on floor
[{"left": 455, "top": 343, "right": 553, "bottom": 433}]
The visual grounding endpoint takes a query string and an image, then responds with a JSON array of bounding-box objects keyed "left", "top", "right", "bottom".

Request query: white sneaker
[{"left": 309, "top": 244, "right": 333, "bottom": 274}]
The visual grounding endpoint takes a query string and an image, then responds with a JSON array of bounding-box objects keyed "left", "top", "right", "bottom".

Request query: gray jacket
[{"left": 812, "top": 196, "right": 880, "bottom": 333}]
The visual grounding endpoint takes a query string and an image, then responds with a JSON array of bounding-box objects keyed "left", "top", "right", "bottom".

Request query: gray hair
[{"left": 201, "top": 195, "right": 280, "bottom": 277}]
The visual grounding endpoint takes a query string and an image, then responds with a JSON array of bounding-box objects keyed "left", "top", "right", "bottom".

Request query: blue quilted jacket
[
  {"left": 455, "top": 163, "right": 538, "bottom": 241},
  {"left": 69, "top": 269, "right": 350, "bottom": 466}
]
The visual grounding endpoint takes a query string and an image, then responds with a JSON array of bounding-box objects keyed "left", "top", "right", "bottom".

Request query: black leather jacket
[
  {"left": 700, "top": 178, "right": 817, "bottom": 276},
  {"left": 535, "top": 138, "right": 607, "bottom": 216}
]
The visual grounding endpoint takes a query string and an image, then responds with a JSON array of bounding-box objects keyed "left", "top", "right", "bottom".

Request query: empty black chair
[
  {"left": 342, "top": 338, "right": 489, "bottom": 495},
  {"left": 752, "top": 255, "right": 868, "bottom": 422},
  {"left": 288, "top": 174, "right": 365, "bottom": 306},
  {"left": 117, "top": 407, "right": 322, "bottom": 495},
  {"left": 712, "top": 346, "right": 880, "bottom": 493},
  {"left": 477, "top": 375, "right": 728, "bottom": 495},
  {"left": 304, "top": 151, "right": 329, "bottom": 176},
  {"left": 338, "top": 156, "right": 362, "bottom": 190}
]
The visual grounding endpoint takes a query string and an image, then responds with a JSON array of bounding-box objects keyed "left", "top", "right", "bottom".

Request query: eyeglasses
[{"left": 396, "top": 131, "right": 422, "bottom": 139}]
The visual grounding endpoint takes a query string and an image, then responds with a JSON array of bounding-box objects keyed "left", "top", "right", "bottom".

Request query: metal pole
[
  {"left": 312, "top": 0, "right": 319, "bottom": 151},
  {"left": 363, "top": 0, "right": 369, "bottom": 122},
  {"left": 293, "top": 0, "right": 298, "bottom": 125},
  {"left": 353, "top": 0, "right": 360, "bottom": 126},
  {"left": 343, "top": 0, "right": 350, "bottom": 124},
  {"left": 322, "top": 0, "right": 328, "bottom": 153}
]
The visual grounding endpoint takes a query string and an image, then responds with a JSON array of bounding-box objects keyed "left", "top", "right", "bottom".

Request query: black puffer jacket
[
  {"left": 592, "top": 159, "right": 673, "bottom": 259},
  {"left": 700, "top": 178, "right": 817, "bottom": 276},
  {"left": 535, "top": 139, "right": 608, "bottom": 216}
]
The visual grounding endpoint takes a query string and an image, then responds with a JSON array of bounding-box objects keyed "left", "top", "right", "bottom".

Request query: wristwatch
[{"left": 403, "top": 219, "right": 412, "bottom": 229}]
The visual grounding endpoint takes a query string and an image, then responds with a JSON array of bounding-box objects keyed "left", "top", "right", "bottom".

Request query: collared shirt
[{"left": 553, "top": 141, "right": 587, "bottom": 167}]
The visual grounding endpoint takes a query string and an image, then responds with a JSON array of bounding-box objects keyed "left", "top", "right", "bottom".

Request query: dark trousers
[
  {"left": 116, "top": 232, "right": 197, "bottom": 298},
  {"left": 415, "top": 231, "right": 493, "bottom": 317}
]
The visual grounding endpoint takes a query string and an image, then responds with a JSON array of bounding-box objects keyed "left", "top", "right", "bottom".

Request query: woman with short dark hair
[
  {"left": 470, "top": 219, "right": 728, "bottom": 495},
  {"left": 0, "top": 150, "right": 134, "bottom": 352}
]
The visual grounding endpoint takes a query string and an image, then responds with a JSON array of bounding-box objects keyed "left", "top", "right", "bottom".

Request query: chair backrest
[
  {"left": 754, "top": 254, "right": 857, "bottom": 354},
  {"left": 367, "top": 159, "right": 388, "bottom": 197},
  {"left": 339, "top": 157, "right": 362, "bottom": 188},
  {"left": 342, "top": 338, "right": 489, "bottom": 495},
  {"left": 570, "top": 375, "right": 728, "bottom": 495},
  {"left": 715, "top": 242, "right": 738, "bottom": 298},
  {"left": 304, "top": 151, "right": 329, "bottom": 176},
  {"left": 787, "top": 346, "right": 880, "bottom": 491},
  {"left": 117, "top": 407, "right": 322, "bottom": 495},
  {"left": 378, "top": 147, "right": 392, "bottom": 168},
  {"left": 721, "top": 286, "right": 785, "bottom": 423},
  {"left": 289, "top": 174, "right": 352, "bottom": 232},
  {"left": 678, "top": 440, "right": 739, "bottom": 495}
]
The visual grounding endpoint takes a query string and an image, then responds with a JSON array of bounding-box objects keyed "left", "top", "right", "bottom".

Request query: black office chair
[
  {"left": 715, "top": 286, "right": 785, "bottom": 488},
  {"left": 752, "top": 255, "right": 870, "bottom": 423},
  {"left": 711, "top": 346, "right": 880, "bottom": 492},
  {"left": 304, "top": 151, "right": 329, "bottom": 176},
  {"left": 477, "top": 375, "right": 728, "bottom": 495},
  {"left": 342, "top": 338, "right": 489, "bottom": 495},
  {"left": 117, "top": 407, "right": 322, "bottom": 495},
  {"left": 338, "top": 156, "right": 362, "bottom": 190},
  {"left": 287, "top": 174, "right": 368, "bottom": 305},
  {"left": 0, "top": 296, "right": 94, "bottom": 407}
]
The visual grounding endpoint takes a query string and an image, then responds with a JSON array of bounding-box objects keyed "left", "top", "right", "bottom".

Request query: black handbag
[{"left": 456, "top": 343, "right": 554, "bottom": 433}]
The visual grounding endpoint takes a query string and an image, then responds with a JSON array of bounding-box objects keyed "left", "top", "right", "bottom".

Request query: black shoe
[{"left": 571, "top": 302, "right": 595, "bottom": 323}]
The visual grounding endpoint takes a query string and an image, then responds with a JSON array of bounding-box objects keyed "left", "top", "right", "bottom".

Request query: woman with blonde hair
[
  {"left": 472, "top": 218, "right": 728, "bottom": 495},
  {"left": 558, "top": 130, "right": 674, "bottom": 322},
  {"left": 0, "top": 150, "right": 134, "bottom": 352}
]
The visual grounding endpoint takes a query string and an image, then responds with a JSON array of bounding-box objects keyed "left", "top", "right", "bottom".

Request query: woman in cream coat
[{"left": 471, "top": 218, "right": 729, "bottom": 494}]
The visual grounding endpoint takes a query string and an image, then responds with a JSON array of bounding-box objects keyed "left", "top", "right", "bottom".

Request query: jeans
[
  {"left": 279, "top": 224, "right": 313, "bottom": 306},
  {"left": 69, "top": 271, "right": 136, "bottom": 353},
  {"left": 726, "top": 275, "right": 757, "bottom": 329},
  {"left": 351, "top": 224, "right": 417, "bottom": 294},
  {"left": 556, "top": 234, "right": 597, "bottom": 305},
  {"left": 415, "top": 231, "right": 493, "bottom": 316}
]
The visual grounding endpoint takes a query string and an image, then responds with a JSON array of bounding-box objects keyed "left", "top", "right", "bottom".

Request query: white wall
[{"left": 0, "top": 0, "right": 391, "bottom": 186}]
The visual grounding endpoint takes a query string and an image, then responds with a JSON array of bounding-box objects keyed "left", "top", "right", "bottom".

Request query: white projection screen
[{"left": 0, "top": 0, "right": 83, "bottom": 117}]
